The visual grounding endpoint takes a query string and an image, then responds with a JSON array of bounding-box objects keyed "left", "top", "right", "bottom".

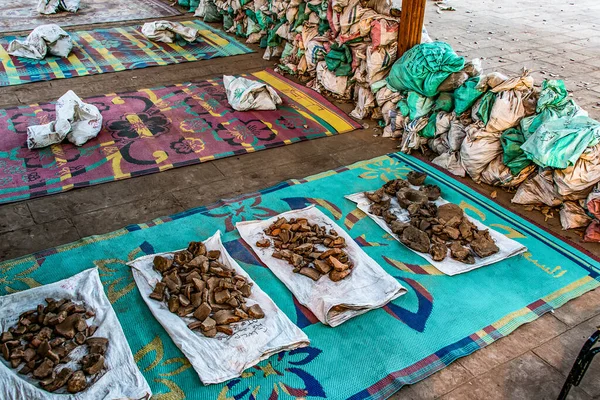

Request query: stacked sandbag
[{"left": 584, "top": 184, "right": 600, "bottom": 242}]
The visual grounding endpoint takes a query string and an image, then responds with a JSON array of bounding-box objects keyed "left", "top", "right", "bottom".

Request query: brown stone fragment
[
  {"left": 23, "top": 347, "right": 36, "bottom": 362},
  {"left": 400, "top": 226, "right": 431, "bottom": 253},
  {"left": 213, "top": 310, "right": 240, "bottom": 325},
  {"left": 153, "top": 256, "right": 173, "bottom": 273},
  {"left": 313, "top": 259, "right": 332, "bottom": 274},
  {"left": 74, "top": 332, "right": 86, "bottom": 345},
  {"left": 33, "top": 359, "right": 54, "bottom": 379},
  {"left": 450, "top": 242, "right": 475, "bottom": 264},
  {"left": 298, "top": 267, "right": 321, "bottom": 281},
  {"left": 429, "top": 243, "right": 448, "bottom": 261},
  {"left": 247, "top": 304, "right": 265, "bottom": 319},
  {"left": 174, "top": 250, "right": 193, "bottom": 265},
  {"left": 407, "top": 171, "right": 427, "bottom": 186},
  {"left": 82, "top": 353, "right": 105, "bottom": 375},
  {"left": 256, "top": 239, "right": 271, "bottom": 248},
  {"left": 207, "top": 250, "right": 221, "bottom": 260},
  {"left": 214, "top": 289, "right": 231, "bottom": 304},
  {"left": 216, "top": 325, "right": 234, "bottom": 335},
  {"left": 193, "top": 303, "right": 212, "bottom": 321},
  {"left": 86, "top": 337, "right": 109, "bottom": 355},
  {"left": 234, "top": 309, "right": 249, "bottom": 319},
  {"left": 67, "top": 371, "right": 87, "bottom": 393},
  {"left": 188, "top": 321, "right": 203, "bottom": 330},
  {"left": 168, "top": 295, "right": 180, "bottom": 313},
  {"left": 437, "top": 203, "right": 464, "bottom": 223},
  {"left": 202, "top": 328, "right": 217, "bottom": 338},
  {"left": 44, "top": 367, "right": 73, "bottom": 392},
  {"left": 328, "top": 256, "right": 349, "bottom": 272},
  {"left": 188, "top": 241, "right": 207, "bottom": 257},
  {"left": 149, "top": 282, "right": 167, "bottom": 301},
  {"left": 1, "top": 343, "right": 9, "bottom": 360},
  {"left": 1, "top": 332, "right": 13, "bottom": 342},
  {"left": 330, "top": 269, "right": 351, "bottom": 282},
  {"left": 200, "top": 317, "right": 216, "bottom": 332},
  {"left": 470, "top": 231, "right": 500, "bottom": 258}
]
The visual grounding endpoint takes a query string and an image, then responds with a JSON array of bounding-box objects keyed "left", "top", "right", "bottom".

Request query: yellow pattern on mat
[{"left": 252, "top": 70, "right": 356, "bottom": 133}]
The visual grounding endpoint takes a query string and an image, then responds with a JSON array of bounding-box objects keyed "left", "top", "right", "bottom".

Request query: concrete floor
[{"left": 1, "top": 0, "right": 600, "bottom": 398}]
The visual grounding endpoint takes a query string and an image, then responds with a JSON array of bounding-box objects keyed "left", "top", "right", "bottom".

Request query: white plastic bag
[
  {"left": 512, "top": 170, "right": 563, "bottom": 206},
  {"left": 350, "top": 85, "right": 376, "bottom": 119},
  {"left": 553, "top": 144, "right": 600, "bottom": 197},
  {"left": 141, "top": 21, "right": 199, "bottom": 43},
  {"left": 7, "top": 24, "right": 72, "bottom": 60},
  {"left": 37, "top": 0, "right": 79, "bottom": 14},
  {"left": 559, "top": 201, "right": 592, "bottom": 230},
  {"left": 27, "top": 90, "right": 103, "bottom": 149},
  {"left": 460, "top": 124, "right": 503, "bottom": 182},
  {"left": 316, "top": 61, "right": 349, "bottom": 96},
  {"left": 236, "top": 206, "right": 407, "bottom": 327},
  {"left": 223, "top": 75, "right": 283, "bottom": 111},
  {"left": 129, "top": 231, "right": 309, "bottom": 385},
  {"left": 479, "top": 155, "right": 535, "bottom": 188},
  {"left": 0, "top": 269, "right": 151, "bottom": 400},
  {"left": 432, "top": 152, "right": 466, "bottom": 177}
]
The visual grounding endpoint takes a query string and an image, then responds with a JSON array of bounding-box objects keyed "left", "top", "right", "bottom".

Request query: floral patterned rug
[
  {"left": 1, "top": 152, "right": 597, "bottom": 399},
  {"left": 0, "top": 20, "right": 251, "bottom": 87},
  {"left": 0, "top": 0, "right": 180, "bottom": 34},
  {"left": 0, "top": 69, "right": 360, "bottom": 204}
]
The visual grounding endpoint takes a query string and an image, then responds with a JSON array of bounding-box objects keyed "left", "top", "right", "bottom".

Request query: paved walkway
[{"left": 0, "top": 0, "right": 599, "bottom": 398}]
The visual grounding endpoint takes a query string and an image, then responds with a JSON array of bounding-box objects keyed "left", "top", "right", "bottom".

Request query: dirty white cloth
[
  {"left": 0, "top": 269, "right": 151, "bottom": 400},
  {"left": 237, "top": 206, "right": 407, "bottom": 327},
  {"left": 7, "top": 24, "right": 72, "bottom": 60},
  {"left": 27, "top": 90, "right": 103, "bottom": 149},
  {"left": 129, "top": 231, "right": 309, "bottom": 385},
  {"left": 141, "top": 21, "right": 199, "bottom": 43},
  {"left": 37, "top": 0, "right": 79, "bottom": 14},
  {"left": 223, "top": 75, "right": 283, "bottom": 111},
  {"left": 346, "top": 190, "right": 527, "bottom": 276}
]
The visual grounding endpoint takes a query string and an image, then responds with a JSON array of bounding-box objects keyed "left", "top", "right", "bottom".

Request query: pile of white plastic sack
[
  {"left": 376, "top": 40, "right": 600, "bottom": 239},
  {"left": 186, "top": 0, "right": 598, "bottom": 238},
  {"left": 192, "top": 0, "right": 428, "bottom": 111}
]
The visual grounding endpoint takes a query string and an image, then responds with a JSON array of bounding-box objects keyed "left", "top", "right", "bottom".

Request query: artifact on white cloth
[
  {"left": 223, "top": 75, "right": 283, "bottom": 111},
  {"left": 37, "top": 0, "right": 79, "bottom": 14},
  {"left": 129, "top": 231, "right": 309, "bottom": 385},
  {"left": 237, "top": 206, "right": 407, "bottom": 327},
  {"left": 0, "top": 269, "right": 151, "bottom": 400},
  {"left": 1, "top": 298, "right": 108, "bottom": 393},
  {"left": 140, "top": 21, "right": 199, "bottom": 43},
  {"left": 147, "top": 240, "right": 267, "bottom": 338},
  {"left": 259, "top": 216, "right": 354, "bottom": 282},
  {"left": 7, "top": 24, "right": 72, "bottom": 60},
  {"left": 27, "top": 91, "right": 103, "bottom": 150},
  {"left": 347, "top": 171, "right": 527, "bottom": 275}
]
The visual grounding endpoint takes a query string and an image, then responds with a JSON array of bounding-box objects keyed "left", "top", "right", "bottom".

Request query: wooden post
[{"left": 397, "top": 0, "right": 427, "bottom": 57}]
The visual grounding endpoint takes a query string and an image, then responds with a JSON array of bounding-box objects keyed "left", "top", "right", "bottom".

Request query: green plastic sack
[
  {"left": 386, "top": 42, "right": 465, "bottom": 97},
  {"left": 420, "top": 114, "right": 438, "bottom": 139},
  {"left": 407, "top": 91, "right": 434, "bottom": 120},
  {"left": 325, "top": 43, "right": 353, "bottom": 77},
  {"left": 521, "top": 80, "right": 586, "bottom": 138},
  {"left": 521, "top": 115, "right": 600, "bottom": 169},
  {"left": 500, "top": 128, "right": 532, "bottom": 175},
  {"left": 475, "top": 91, "right": 495, "bottom": 125},
  {"left": 435, "top": 92, "right": 454, "bottom": 112},
  {"left": 454, "top": 76, "right": 484, "bottom": 115},
  {"left": 397, "top": 98, "right": 409, "bottom": 118},
  {"left": 178, "top": 0, "right": 190, "bottom": 8}
]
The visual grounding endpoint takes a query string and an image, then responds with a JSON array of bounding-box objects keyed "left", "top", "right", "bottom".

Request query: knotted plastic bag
[
  {"left": 7, "top": 24, "right": 72, "bottom": 60},
  {"left": 27, "top": 91, "right": 103, "bottom": 149},
  {"left": 223, "top": 75, "right": 283, "bottom": 111}
]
